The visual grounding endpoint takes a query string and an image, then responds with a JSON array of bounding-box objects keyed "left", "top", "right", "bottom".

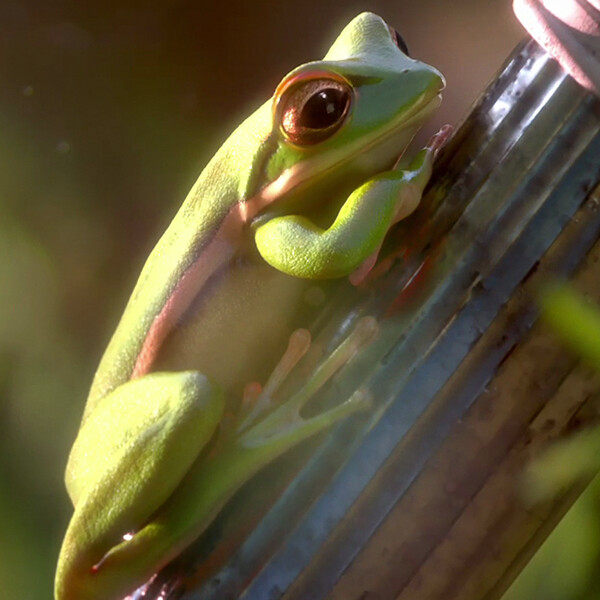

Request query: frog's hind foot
[
  {"left": 237, "top": 328, "right": 311, "bottom": 431},
  {"left": 237, "top": 316, "right": 378, "bottom": 450}
]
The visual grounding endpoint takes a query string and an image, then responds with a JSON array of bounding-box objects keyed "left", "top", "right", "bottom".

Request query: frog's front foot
[{"left": 235, "top": 316, "right": 377, "bottom": 452}]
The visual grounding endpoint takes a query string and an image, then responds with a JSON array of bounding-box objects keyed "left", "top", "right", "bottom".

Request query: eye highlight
[{"left": 276, "top": 73, "right": 352, "bottom": 146}]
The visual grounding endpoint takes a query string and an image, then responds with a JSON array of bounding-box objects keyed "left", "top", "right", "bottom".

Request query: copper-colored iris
[{"left": 277, "top": 75, "right": 352, "bottom": 146}]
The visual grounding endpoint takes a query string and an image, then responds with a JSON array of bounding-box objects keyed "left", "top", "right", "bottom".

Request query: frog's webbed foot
[
  {"left": 236, "top": 328, "right": 311, "bottom": 430},
  {"left": 235, "top": 316, "right": 378, "bottom": 451}
]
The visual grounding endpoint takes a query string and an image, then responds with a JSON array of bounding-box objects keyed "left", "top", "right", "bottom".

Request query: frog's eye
[
  {"left": 276, "top": 75, "right": 352, "bottom": 146},
  {"left": 389, "top": 26, "right": 410, "bottom": 56}
]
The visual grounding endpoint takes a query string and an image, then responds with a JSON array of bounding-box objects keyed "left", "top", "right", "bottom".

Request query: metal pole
[{"left": 150, "top": 4, "right": 600, "bottom": 599}]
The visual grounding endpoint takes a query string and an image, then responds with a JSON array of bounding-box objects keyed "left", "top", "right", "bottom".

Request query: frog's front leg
[
  {"left": 55, "top": 372, "right": 223, "bottom": 600},
  {"left": 255, "top": 126, "right": 451, "bottom": 282}
]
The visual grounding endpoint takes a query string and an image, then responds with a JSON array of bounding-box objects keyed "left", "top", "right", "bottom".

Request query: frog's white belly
[{"left": 153, "top": 259, "right": 318, "bottom": 400}]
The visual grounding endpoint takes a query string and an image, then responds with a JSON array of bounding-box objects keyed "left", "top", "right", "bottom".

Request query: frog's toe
[
  {"left": 236, "top": 328, "right": 311, "bottom": 431},
  {"left": 238, "top": 317, "right": 377, "bottom": 448}
]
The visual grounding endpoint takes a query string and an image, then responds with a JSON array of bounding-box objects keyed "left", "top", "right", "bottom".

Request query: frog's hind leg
[
  {"left": 64, "top": 319, "right": 378, "bottom": 600},
  {"left": 56, "top": 371, "right": 224, "bottom": 600}
]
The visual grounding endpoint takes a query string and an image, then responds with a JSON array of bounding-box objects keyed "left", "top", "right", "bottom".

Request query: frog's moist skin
[{"left": 55, "top": 12, "right": 446, "bottom": 600}]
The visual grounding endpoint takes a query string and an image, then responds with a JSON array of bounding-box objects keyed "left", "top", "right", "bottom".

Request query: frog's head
[{"left": 252, "top": 11, "right": 444, "bottom": 219}]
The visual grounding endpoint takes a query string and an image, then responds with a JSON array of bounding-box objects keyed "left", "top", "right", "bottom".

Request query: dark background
[{"left": 0, "top": 1, "right": 522, "bottom": 596}]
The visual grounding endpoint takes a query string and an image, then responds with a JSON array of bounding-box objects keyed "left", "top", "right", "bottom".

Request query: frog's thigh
[
  {"left": 57, "top": 372, "right": 224, "bottom": 599},
  {"left": 67, "top": 372, "right": 224, "bottom": 528}
]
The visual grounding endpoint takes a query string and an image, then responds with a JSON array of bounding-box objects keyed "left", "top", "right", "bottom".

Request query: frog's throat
[{"left": 130, "top": 93, "right": 440, "bottom": 379}]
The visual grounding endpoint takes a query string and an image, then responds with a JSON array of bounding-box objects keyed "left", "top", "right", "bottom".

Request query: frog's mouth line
[{"left": 131, "top": 89, "right": 442, "bottom": 380}]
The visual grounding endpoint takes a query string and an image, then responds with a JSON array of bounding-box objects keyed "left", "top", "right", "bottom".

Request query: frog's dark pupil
[{"left": 299, "top": 88, "right": 347, "bottom": 129}]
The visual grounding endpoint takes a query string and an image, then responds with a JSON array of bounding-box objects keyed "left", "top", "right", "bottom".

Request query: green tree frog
[{"left": 55, "top": 12, "right": 447, "bottom": 600}]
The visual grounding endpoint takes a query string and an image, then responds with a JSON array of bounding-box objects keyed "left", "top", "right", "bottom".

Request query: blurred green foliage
[{"left": 504, "top": 285, "right": 600, "bottom": 600}]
